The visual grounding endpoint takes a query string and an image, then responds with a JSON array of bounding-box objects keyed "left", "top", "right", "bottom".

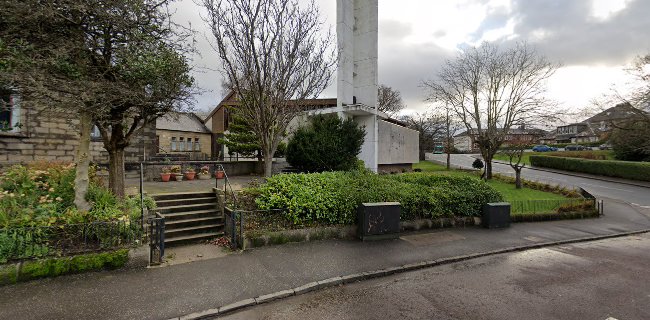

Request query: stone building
[
  {"left": 0, "top": 92, "right": 155, "bottom": 167},
  {"left": 155, "top": 112, "right": 212, "bottom": 160}
]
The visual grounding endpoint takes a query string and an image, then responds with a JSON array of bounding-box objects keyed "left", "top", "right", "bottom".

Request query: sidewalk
[{"left": 1, "top": 200, "right": 649, "bottom": 320}]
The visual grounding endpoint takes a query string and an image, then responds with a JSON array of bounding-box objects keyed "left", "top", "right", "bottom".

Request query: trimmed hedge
[
  {"left": 255, "top": 171, "right": 503, "bottom": 224},
  {"left": 0, "top": 249, "right": 129, "bottom": 285},
  {"left": 529, "top": 155, "right": 650, "bottom": 182}
]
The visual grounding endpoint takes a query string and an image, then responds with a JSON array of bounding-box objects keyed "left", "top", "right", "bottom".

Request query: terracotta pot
[
  {"left": 184, "top": 172, "right": 196, "bottom": 180},
  {"left": 215, "top": 170, "right": 225, "bottom": 179},
  {"left": 173, "top": 173, "right": 184, "bottom": 181},
  {"left": 160, "top": 173, "right": 171, "bottom": 182},
  {"left": 197, "top": 173, "right": 211, "bottom": 180}
]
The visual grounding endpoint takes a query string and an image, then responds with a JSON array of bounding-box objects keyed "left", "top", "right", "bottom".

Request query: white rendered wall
[
  {"left": 378, "top": 120, "right": 419, "bottom": 165},
  {"left": 354, "top": 115, "right": 378, "bottom": 171}
]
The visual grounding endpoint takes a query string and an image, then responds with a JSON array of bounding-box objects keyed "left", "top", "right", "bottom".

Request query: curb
[{"left": 172, "top": 229, "right": 650, "bottom": 320}]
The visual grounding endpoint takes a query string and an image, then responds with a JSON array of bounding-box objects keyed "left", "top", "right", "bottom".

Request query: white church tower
[{"left": 336, "top": 0, "right": 380, "bottom": 172}]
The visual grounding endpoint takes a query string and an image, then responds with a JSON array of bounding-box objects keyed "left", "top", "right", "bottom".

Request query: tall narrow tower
[{"left": 337, "top": 0, "right": 379, "bottom": 172}]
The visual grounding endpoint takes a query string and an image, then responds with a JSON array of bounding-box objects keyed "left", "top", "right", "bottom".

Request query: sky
[{"left": 172, "top": 0, "right": 650, "bottom": 121}]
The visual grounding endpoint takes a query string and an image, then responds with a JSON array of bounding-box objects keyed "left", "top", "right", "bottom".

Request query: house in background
[
  {"left": 453, "top": 127, "right": 546, "bottom": 153},
  {"left": 155, "top": 112, "right": 212, "bottom": 160},
  {"left": 540, "top": 103, "right": 640, "bottom": 144},
  {"left": 1, "top": 90, "right": 154, "bottom": 167}
]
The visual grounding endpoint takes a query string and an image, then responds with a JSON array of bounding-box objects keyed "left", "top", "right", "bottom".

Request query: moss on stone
[{"left": 11, "top": 249, "right": 129, "bottom": 283}]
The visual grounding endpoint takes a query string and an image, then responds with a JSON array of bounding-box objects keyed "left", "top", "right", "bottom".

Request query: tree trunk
[
  {"left": 484, "top": 154, "right": 494, "bottom": 180},
  {"left": 74, "top": 110, "right": 92, "bottom": 211},
  {"left": 446, "top": 152, "right": 451, "bottom": 170},
  {"left": 515, "top": 168, "right": 522, "bottom": 189},
  {"left": 263, "top": 152, "right": 273, "bottom": 177},
  {"left": 108, "top": 148, "right": 126, "bottom": 198}
]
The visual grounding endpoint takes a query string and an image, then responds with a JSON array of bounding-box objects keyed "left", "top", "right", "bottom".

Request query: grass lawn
[
  {"left": 415, "top": 161, "right": 573, "bottom": 214},
  {"left": 493, "top": 150, "right": 615, "bottom": 166}
]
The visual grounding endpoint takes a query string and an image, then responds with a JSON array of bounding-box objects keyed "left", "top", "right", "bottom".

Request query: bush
[
  {"left": 472, "top": 158, "right": 484, "bottom": 170},
  {"left": 530, "top": 155, "right": 650, "bottom": 181},
  {"left": 254, "top": 171, "right": 503, "bottom": 225},
  {"left": 610, "top": 124, "right": 650, "bottom": 161},
  {"left": 0, "top": 163, "right": 153, "bottom": 228},
  {"left": 286, "top": 114, "right": 365, "bottom": 172}
]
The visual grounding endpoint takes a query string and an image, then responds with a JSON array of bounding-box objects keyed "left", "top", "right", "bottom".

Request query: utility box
[
  {"left": 482, "top": 202, "right": 511, "bottom": 229},
  {"left": 357, "top": 202, "right": 401, "bottom": 241}
]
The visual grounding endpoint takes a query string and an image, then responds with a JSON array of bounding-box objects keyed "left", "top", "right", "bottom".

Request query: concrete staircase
[{"left": 151, "top": 192, "right": 224, "bottom": 246}]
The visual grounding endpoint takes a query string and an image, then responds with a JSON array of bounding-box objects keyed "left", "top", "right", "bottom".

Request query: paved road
[
  {"left": 223, "top": 234, "right": 650, "bottom": 320},
  {"left": 428, "top": 153, "right": 650, "bottom": 207}
]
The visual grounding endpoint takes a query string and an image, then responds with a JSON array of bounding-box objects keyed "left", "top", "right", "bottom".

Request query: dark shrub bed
[
  {"left": 529, "top": 155, "right": 650, "bottom": 182},
  {"left": 254, "top": 171, "right": 503, "bottom": 225}
]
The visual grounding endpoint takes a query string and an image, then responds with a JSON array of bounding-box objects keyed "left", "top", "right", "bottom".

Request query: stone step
[
  {"left": 155, "top": 197, "right": 216, "bottom": 208},
  {"left": 161, "top": 209, "right": 220, "bottom": 221},
  {"left": 165, "top": 224, "right": 223, "bottom": 234},
  {"left": 164, "top": 232, "right": 223, "bottom": 245},
  {"left": 165, "top": 216, "right": 223, "bottom": 226},
  {"left": 157, "top": 203, "right": 216, "bottom": 215},
  {"left": 151, "top": 191, "right": 215, "bottom": 201}
]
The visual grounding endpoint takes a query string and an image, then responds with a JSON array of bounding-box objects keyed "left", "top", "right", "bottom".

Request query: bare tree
[
  {"left": 400, "top": 112, "right": 446, "bottom": 161},
  {"left": 500, "top": 138, "right": 527, "bottom": 189},
  {"left": 377, "top": 85, "right": 405, "bottom": 117},
  {"left": 202, "top": 0, "right": 335, "bottom": 177},
  {"left": 423, "top": 42, "right": 558, "bottom": 179},
  {"left": 436, "top": 103, "right": 463, "bottom": 170}
]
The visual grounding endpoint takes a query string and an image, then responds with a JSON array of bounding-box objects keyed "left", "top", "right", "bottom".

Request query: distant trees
[
  {"left": 400, "top": 112, "right": 446, "bottom": 161},
  {"left": 286, "top": 115, "right": 365, "bottom": 172},
  {"left": 611, "top": 122, "right": 650, "bottom": 161},
  {"left": 377, "top": 85, "right": 405, "bottom": 117},
  {"left": 202, "top": 0, "right": 335, "bottom": 177},
  {"left": 423, "top": 42, "right": 558, "bottom": 179}
]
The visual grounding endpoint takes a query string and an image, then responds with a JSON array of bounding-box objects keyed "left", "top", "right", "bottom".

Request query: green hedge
[
  {"left": 0, "top": 249, "right": 129, "bottom": 285},
  {"left": 530, "top": 155, "right": 650, "bottom": 181},
  {"left": 255, "top": 171, "right": 503, "bottom": 224}
]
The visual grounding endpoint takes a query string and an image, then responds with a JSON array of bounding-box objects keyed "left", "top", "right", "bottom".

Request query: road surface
[{"left": 223, "top": 234, "right": 650, "bottom": 320}]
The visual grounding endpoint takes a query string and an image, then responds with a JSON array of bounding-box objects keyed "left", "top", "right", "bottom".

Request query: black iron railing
[
  {"left": 148, "top": 213, "right": 165, "bottom": 265},
  {"left": 0, "top": 220, "right": 143, "bottom": 263},
  {"left": 509, "top": 198, "right": 597, "bottom": 215}
]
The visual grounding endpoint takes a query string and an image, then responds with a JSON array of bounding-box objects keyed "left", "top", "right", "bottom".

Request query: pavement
[{"left": 2, "top": 159, "right": 650, "bottom": 320}]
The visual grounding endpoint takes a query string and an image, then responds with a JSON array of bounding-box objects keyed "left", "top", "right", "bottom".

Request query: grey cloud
[
  {"left": 379, "top": 19, "right": 413, "bottom": 39},
  {"left": 474, "top": 0, "right": 650, "bottom": 66},
  {"left": 378, "top": 41, "right": 454, "bottom": 112}
]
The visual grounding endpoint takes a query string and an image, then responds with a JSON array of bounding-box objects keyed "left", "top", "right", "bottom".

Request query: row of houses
[
  {"left": 452, "top": 103, "right": 639, "bottom": 152},
  {"left": 1, "top": 90, "right": 420, "bottom": 172}
]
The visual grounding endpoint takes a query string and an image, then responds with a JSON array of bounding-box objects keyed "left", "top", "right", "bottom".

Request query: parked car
[
  {"left": 599, "top": 143, "right": 612, "bottom": 150},
  {"left": 566, "top": 144, "right": 590, "bottom": 151},
  {"left": 532, "top": 145, "right": 557, "bottom": 152}
]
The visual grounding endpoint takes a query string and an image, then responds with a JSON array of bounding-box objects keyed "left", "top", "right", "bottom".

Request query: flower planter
[
  {"left": 197, "top": 174, "right": 211, "bottom": 180},
  {"left": 184, "top": 172, "right": 196, "bottom": 180},
  {"left": 215, "top": 170, "right": 225, "bottom": 179},
  {"left": 173, "top": 173, "right": 184, "bottom": 182},
  {"left": 160, "top": 173, "right": 171, "bottom": 182}
]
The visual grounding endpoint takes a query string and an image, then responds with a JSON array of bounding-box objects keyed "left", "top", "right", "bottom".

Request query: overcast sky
[{"left": 173, "top": 0, "right": 650, "bottom": 119}]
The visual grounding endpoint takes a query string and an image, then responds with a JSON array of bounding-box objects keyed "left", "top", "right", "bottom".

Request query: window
[
  {"left": 187, "top": 138, "right": 193, "bottom": 152},
  {"left": 0, "top": 91, "right": 21, "bottom": 133},
  {"left": 194, "top": 138, "right": 200, "bottom": 151},
  {"left": 179, "top": 137, "right": 185, "bottom": 151},
  {"left": 90, "top": 125, "right": 101, "bottom": 139},
  {"left": 171, "top": 137, "right": 177, "bottom": 151}
]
